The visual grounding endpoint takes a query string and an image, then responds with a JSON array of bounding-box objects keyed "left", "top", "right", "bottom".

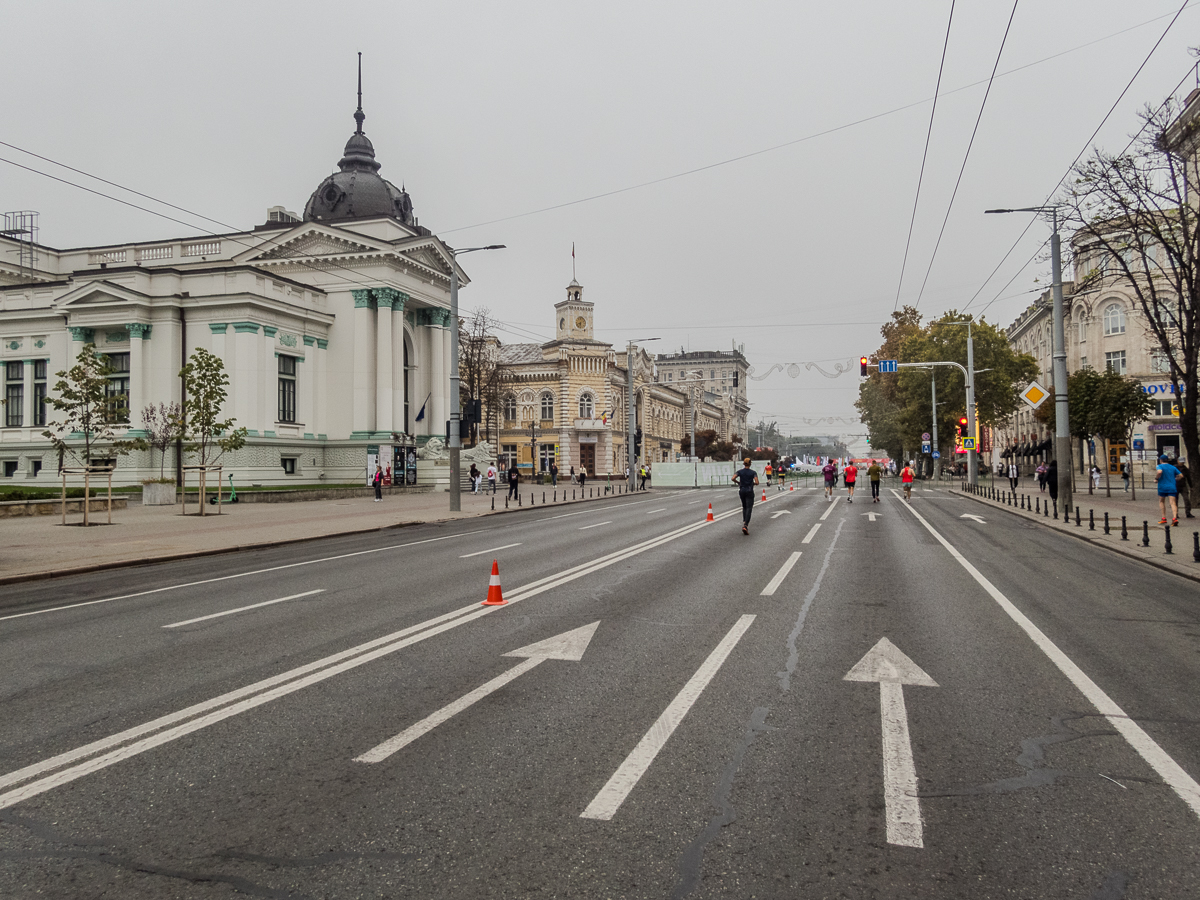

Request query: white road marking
[
  {"left": 0, "top": 507, "right": 744, "bottom": 809},
  {"left": 761, "top": 552, "right": 802, "bottom": 596},
  {"left": 819, "top": 497, "right": 839, "bottom": 521},
  {"left": 863, "top": 512, "right": 880, "bottom": 522},
  {"left": 0, "top": 529, "right": 489, "bottom": 623},
  {"left": 580, "top": 614, "right": 756, "bottom": 821},
  {"left": 845, "top": 637, "right": 938, "bottom": 848},
  {"left": 959, "top": 514, "right": 986, "bottom": 523},
  {"left": 646, "top": 509, "right": 667, "bottom": 514},
  {"left": 162, "top": 590, "right": 324, "bottom": 629},
  {"left": 895, "top": 490, "right": 1200, "bottom": 821},
  {"left": 801, "top": 524, "right": 821, "bottom": 544},
  {"left": 459, "top": 543, "right": 522, "bottom": 559},
  {"left": 770, "top": 510, "right": 792, "bottom": 519},
  {"left": 579, "top": 521, "right": 612, "bottom": 530},
  {"left": 356, "top": 622, "right": 600, "bottom": 763}
]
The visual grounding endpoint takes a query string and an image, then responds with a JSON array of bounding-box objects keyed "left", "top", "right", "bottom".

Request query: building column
[
  {"left": 315, "top": 339, "right": 328, "bottom": 439},
  {"left": 392, "top": 295, "right": 409, "bottom": 436},
  {"left": 429, "top": 309, "right": 446, "bottom": 439},
  {"left": 208, "top": 323, "right": 228, "bottom": 368},
  {"left": 262, "top": 327, "right": 278, "bottom": 435},
  {"left": 232, "top": 322, "right": 260, "bottom": 435},
  {"left": 302, "top": 336, "right": 317, "bottom": 438},
  {"left": 22, "top": 357, "right": 34, "bottom": 428},
  {"left": 125, "top": 324, "right": 151, "bottom": 433},
  {"left": 352, "top": 289, "right": 375, "bottom": 437},
  {"left": 558, "top": 364, "right": 572, "bottom": 474},
  {"left": 375, "top": 288, "right": 400, "bottom": 437}
]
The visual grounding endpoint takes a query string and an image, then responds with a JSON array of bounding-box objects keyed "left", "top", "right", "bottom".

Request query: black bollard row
[
  {"left": 1035, "top": 497, "right": 1040, "bottom": 514},
  {"left": 1053, "top": 501, "right": 1058, "bottom": 519},
  {"left": 1075, "top": 507, "right": 1081, "bottom": 527},
  {"left": 1089, "top": 509, "right": 1095, "bottom": 531},
  {"left": 1121, "top": 515, "right": 1128, "bottom": 541},
  {"left": 1104, "top": 511, "right": 1109, "bottom": 535},
  {"left": 1193, "top": 532, "right": 1200, "bottom": 563},
  {"left": 1165, "top": 524, "right": 1173, "bottom": 555},
  {"left": 491, "top": 497, "right": 495, "bottom": 511},
  {"left": 1142, "top": 520, "right": 1150, "bottom": 547}
]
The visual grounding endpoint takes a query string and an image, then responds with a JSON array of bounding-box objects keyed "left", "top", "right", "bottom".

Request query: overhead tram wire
[
  {"left": 892, "top": 0, "right": 956, "bottom": 314},
  {"left": 961, "top": 0, "right": 1191, "bottom": 316},
  {"left": 912, "top": 0, "right": 1019, "bottom": 311}
]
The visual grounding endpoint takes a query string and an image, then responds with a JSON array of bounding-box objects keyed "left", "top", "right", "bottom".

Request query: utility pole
[
  {"left": 931, "top": 370, "right": 938, "bottom": 475},
  {"left": 966, "top": 322, "right": 977, "bottom": 487}
]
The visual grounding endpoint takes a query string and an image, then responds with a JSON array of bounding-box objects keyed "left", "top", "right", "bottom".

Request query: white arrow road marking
[
  {"left": 355, "top": 622, "right": 601, "bottom": 763},
  {"left": 581, "top": 614, "right": 756, "bottom": 821},
  {"left": 959, "top": 514, "right": 986, "bottom": 523},
  {"left": 459, "top": 542, "right": 522, "bottom": 558},
  {"left": 896, "top": 494, "right": 1200, "bottom": 821},
  {"left": 761, "top": 552, "right": 802, "bottom": 596},
  {"left": 801, "top": 524, "right": 821, "bottom": 544},
  {"left": 163, "top": 590, "right": 325, "bottom": 629},
  {"left": 862, "top": 512, "right": 880, "bottom": 522},
  {"left": 845, "top": 638, "right": 938, "bottom": 849},
  {"left": 770, "top": 510, "right": 792, "bottom": 519},
  {"left": 819, "top": 497, "right": 840, "bottom": 521},
  {"left": 579, "top": 521, "right": 612, "bottom": 530}
]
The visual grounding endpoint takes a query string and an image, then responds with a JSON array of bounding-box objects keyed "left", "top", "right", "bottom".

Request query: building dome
[{"left": 303, "top": 98, "right": 416, "bottom": 226}]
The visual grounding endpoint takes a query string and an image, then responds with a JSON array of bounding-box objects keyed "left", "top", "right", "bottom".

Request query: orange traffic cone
[
  {"left": 761, "top": 488, "right": 767, "bottom": 502},
  {"left": 706, "top": 503, "right": 714, "bottom": 522},
  {"left": 482, "top": 559, "right": 506, "bottom": 606},
  {"left": 789, "top": 482, "right": 794, "bottom": 491}
]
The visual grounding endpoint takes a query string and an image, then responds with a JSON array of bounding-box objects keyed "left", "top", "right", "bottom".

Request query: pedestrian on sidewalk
[
  {"left": 1120, "top": 461, "right": 1130, "bottom": 493},
  {"left": 1008, "top": 461, "right": 1019, "bottom": 493},
  {"left": 844, "top": 461, "right": 858, "bottom": 503},
  {"left": 1036, "top": 462, "right": 1047, "bottom": 492},
  {"left": 550, "top": 461, "right": 559, "bottom": 487},
  {"left": 1047, "top": 460, "right": 1059, "bottom": 506},
  {"left": 570, "top": 466, "right": 577, "bottom": 484},
  {"left": 868, "top": 460, "right": 882, "bottom": 502},
  {"left": 1090, "top": 465, "right": 1102, "bottom": 493},
  {"left": 373, "top": 465, "right": 383, "bottom": 501},
  {"left": 822, "top": 459, "right": 837, "bottom": 501},
  {"left": 1177, "top": 460, "right": 1194, "bottom": 518},
  {"left": 1156, "top": 454, "right": 1182, "bottom": 526},
  {"left": 469, "top": 463, "right": 481, "bottom": 495},
  {"left": 579, "top": 467, "right": 588, "bottom": 491},
  {"left": 487, "top": 464, "right": 497, "bottom": 494},
  {"left": 733, "top": 457, "right": 760, "bottom": 535},
  {"left": 900, "top": 461, "right": 915, "bottom": 500},
  {"left": 507, "top": 461, "right": 521, "bottom": 500}
]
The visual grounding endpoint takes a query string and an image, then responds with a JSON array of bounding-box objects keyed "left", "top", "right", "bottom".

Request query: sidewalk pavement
[
  {"left": 0, "top": 483, "right": 635, "bottom": 585},
  {"left": 956, "top": 477, "right": 1200, "bottom": 584}
]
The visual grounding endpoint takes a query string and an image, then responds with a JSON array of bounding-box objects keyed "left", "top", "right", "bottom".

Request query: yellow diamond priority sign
[{"left": 1021, "top": 381, "right": 1048, "bottom": 409}]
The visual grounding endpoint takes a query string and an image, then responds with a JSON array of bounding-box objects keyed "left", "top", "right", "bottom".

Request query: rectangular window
[
  {"left": 5, "top": 361, "right": 23, "bottom": 427},
  {"left": 278, "top": 355, "right": 297, "bottom": 423},
  {"left": 1153, "top": 399, "right": 1175, "bottom": 416},
  {"left": 500, "top": 444, "right": 517, "bottom": 471},
  {"left": 1104, "top": 350, "right": 1126, "bottom": 375},
  {"left": 103, "top": 352, "right": 130, "bottom": 424},
  {"left": 33, "top": 359, "right": 47, "bottom": 427},
  {"left": 3, "top": 460, "right": 17, "bottom": 478},
  {"left": 1079, "top": 356, "right": 1088, "bottom": 370},
  {"left": 281, "top": 456, "right": 297, "bottom": 475},
  {"left": 1151, "top": 349, "right": 1170, "bottom": 374}
]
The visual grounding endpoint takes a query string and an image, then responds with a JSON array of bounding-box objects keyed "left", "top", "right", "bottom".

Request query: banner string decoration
[{"left": 746, "top": 359, "right": 856, "bottom": 381}]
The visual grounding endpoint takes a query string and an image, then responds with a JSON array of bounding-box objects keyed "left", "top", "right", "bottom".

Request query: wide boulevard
[{"left": 1, "top": 482, "right": 1197, "bottom": 898}]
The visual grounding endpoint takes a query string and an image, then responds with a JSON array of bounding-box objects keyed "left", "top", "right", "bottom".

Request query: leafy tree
[
  {"left": 42, "top": 343, "right": 144, "bottom": 470},
  {"left": 1060, "top": 92, "right": 1200, "bottom": 511},
  {"left": 179, "top": 348, "right": 247, "bottom": 466},
  {"left": 1089, "top": 370, "right": 1153, "bottom": 499},
  {"left": 140, "top": 401, "right": 183, "bottom": 481}
]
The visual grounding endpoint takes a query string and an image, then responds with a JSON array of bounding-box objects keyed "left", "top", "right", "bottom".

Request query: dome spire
[{"left": 354, "top": 51, "right": 365, "bottom": 135}]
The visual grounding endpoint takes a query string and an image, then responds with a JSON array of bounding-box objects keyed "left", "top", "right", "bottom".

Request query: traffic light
[
  {"left": 860, "top": 356, "right": 869, "bottom": 377},
  {"left": 957, "top": 416, "right": 969, "bottom": 437},
  {"left": 634, "top": 428, "right": 643, "bottom": 458}
]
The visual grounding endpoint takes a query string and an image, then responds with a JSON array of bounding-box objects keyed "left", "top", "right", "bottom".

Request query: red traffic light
[
  {"left": 957, "top": 416, "right": 969, "bottom": 437},
  {"left": 860, "top": 356, "right": 869, "bottom": 376}
]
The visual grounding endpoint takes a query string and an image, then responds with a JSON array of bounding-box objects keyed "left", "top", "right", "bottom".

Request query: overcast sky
[{"left": 3, "top": 1, "right": 1198, "bottom": 448}]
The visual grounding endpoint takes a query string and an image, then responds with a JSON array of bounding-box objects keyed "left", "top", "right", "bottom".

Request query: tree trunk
[{"left": 1104, "top": 437, "right": 1112, "bottom": 498}]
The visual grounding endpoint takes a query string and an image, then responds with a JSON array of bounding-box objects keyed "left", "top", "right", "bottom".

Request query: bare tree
[
  {"left": 1061, "top": 90, "right": 1200, "bottom": 510},
  {"left": 141, "top": 401, "right": 183, "bottom": 481},
  {"left": 458, "top": 308, "right": 514, "bottom": 446}
]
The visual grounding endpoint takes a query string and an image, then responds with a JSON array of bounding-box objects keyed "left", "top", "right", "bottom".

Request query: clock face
[{"left": 575, "top": 316, "right": 587, "bottom": 329}]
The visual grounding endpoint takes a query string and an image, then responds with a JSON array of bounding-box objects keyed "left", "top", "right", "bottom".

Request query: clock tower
[{"left": 554, "top": 279, "right": 594, "bottom": 341}]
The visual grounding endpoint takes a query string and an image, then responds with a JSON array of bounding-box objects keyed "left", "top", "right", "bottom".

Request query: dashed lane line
[
  {"left": 163, "top": 590, "right": 325, "bottom": 629},
  {"left": 761, "top": 552, "right": 802, "bottom": 596}
]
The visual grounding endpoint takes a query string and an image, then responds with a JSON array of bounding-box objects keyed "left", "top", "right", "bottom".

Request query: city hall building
[{"left": 0, "top": 99, "right": 468, "bottom": 486}]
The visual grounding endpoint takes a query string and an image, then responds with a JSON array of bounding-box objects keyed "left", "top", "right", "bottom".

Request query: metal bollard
[
  {"left": 1075, "top": 507, "right": 1081, "bottom": 527},
  {"left": 1089, "top": 509, "right": 1095, "bottom": 531},
  {"left": 1064, "top": 505, "right": 1070, "bottom": 524},
  {"left": 491, "top": 497, "right": 495, "bottom": 511},
  {"left": 1121, "top": 515, "right": 1128, "bottom": 540},
  {"left": 1142, "top": 520, "right": 1150, "bottom": 547},
  {"left": 1053, "top": 501, "right": 1058, "bottom": 519},
  {"left": 505, "top": 496, "right": 509, "bottom": 508},
  {"left": 1035, "top": 497, "right": 1040, "bottom": 514},
  {"left": 1165, "top": 524, "right": 1173, "bottom": 554},
  {"left": 1193, "top": 532, "right": 1200, "bottom": 563},
  {"left": 518, "top": 494, "right": 522, "bottom": 506},
  {"left": 1104, "top": 511, "right": 1109, "bottom": 535}
]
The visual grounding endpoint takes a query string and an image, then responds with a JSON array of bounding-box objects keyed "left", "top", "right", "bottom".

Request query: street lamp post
[
  {"left": 625, "top": 338, "right": 659, "bottom": 492},
  {"left": 985, "top": 207, "right": 1071, "bottom": 512},
  {"left": 448, "top": 244, "right": 505, "bottom": 513}
]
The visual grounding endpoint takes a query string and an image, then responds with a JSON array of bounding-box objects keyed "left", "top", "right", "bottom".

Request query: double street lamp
[
  {"left": 985, "top": 206, "right": 1071, "bottom": 513},
  {"left": 626, "top": 337, "right": 660, "bottom": 492},
  {"left": 449, "top": 244, "right": 505, "bottom": 513}
]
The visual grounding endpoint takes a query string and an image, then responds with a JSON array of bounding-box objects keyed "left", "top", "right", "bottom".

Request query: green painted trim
[
  {"left": 352, "top": 289, "right": 374, "bottom": 309},
  {"left": 264, "top": 430, "right": 276, "bottom": 438},
  {"left": 304, "top": 432, "right": 315, "bottom": 440},
  {"left": 349, "top": 431, "right": 373, "bottom": 439},
  {"left": 208, "top": 323, "right": 229, "bottom": 334},
  {"left": 318, "top": 433, "right": 328, "bottom": 440},
  {"left": 368, "top": 432, "right": 395, "bottom": 440},
  {"left": 316, "top": 339, "right": 328, "bottom": 350},
  {"left": 126, "top": 323, "right": 152, "bottom": 340},
  {"left": 68, "top": 327, "right": 95, "bottom": 342},
  {"left": 262, "top": 326, "right": 278, "bottom": 338},
  {"left": 124, "top": 429, "right": 150, "bottom": 438},
  {"left": 232, "top": 322, "right": 260, "bottom": 334},
  {"left": 302, "top": 335, "right": 316, "bottom": 346},
  {"left": 245, "top": 429, "right": 259, "bottom": 436}
]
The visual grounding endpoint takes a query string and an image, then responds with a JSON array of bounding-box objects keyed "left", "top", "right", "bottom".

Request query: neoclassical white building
[{"left": 0, "top": 97, "right": 467, "bottom": 486}]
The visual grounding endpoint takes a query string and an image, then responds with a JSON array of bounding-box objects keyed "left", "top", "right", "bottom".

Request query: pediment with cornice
[
  {"left": 247, "top": 229, "right": 382, "bottom": 262},
  {"left": 54, "top": 280, "right": 151, "bottom": 309}
]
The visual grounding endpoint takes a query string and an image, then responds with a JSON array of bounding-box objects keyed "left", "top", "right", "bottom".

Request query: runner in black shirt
[{"left": 732, "top": 458, "right": 760, "bottom": 535}]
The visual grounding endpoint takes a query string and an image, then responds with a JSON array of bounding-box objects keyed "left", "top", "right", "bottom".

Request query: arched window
[
  {"left": 578, "top": 392, "right": 594, "bottom": 418},
  {"left": 503, "top": 394, "right": 517, "bottom": 423},
  {"left": 1103, "top": 303, "right": 1126, "bottom": 335},
  {"left": 540, "top": 392, "right": 554, "bottom": 421}
]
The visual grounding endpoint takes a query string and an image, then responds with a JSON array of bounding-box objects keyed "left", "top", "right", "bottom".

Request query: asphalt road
[{"left": 1, "top": 481, "right": 1198, "bottom": 899}]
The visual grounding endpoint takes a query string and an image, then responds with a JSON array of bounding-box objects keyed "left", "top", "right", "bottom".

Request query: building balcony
[{"left": 575, "top": 418, "right": 607, "bottom": 430}]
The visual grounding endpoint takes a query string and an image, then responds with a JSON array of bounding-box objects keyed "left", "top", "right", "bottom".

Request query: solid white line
[
  {"left": 896, "top": 493, "right": 1200, "bottom": 820},
  {"left": 459, "top": 543, "right": 522, "bottom": 559},
  {"left": 880, "top": 681, "right": 923, "bottom": 848},
  {"left": 646, "top": 509, "right": 667, "bottom": 514},
  {"left": 820, "top": 497, "right": 839, "bottom": 521},
  {"left": 355, "top": 657, "right": 544, "bottom": 763},
  {"left": 801, "top": 524, "right": 821, "bottom": 544},
  {"left": 761, "top": 552, "right": 802, "bottom": 596},
  {"left": 580, "top": 614, "right": 756, "bottom": 821},
  {"left": 0, "top": 529, "right": 489, "bottom": 623},
  {"left": 162, "top": 590, "right": 324, "bottom": 628},
  {"left": 579, "top": 521, "right": 612, "bottom": 530}
]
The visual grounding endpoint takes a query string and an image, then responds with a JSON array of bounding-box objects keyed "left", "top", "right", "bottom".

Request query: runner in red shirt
[
  {"left": 900, "top": 461, "right": 916, "bottom": 501},
  {"left": 844, "top": 462, "right": 858, "bottom": 503}
]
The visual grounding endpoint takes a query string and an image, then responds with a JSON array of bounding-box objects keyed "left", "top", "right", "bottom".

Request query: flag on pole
[
  {"left": 415, "top": 392, "right": 431, "bottom": 422},
  {"left": 601, "top": 409, "right": 608, "bottom": 425}
]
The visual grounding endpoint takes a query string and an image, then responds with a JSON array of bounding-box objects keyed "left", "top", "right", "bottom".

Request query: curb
[
  {"left": 0, "top": 488, "right": 651, "bottom": 588},
  {"left": 955, "top": 487, "right": 1200, "bottom": 585}
]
